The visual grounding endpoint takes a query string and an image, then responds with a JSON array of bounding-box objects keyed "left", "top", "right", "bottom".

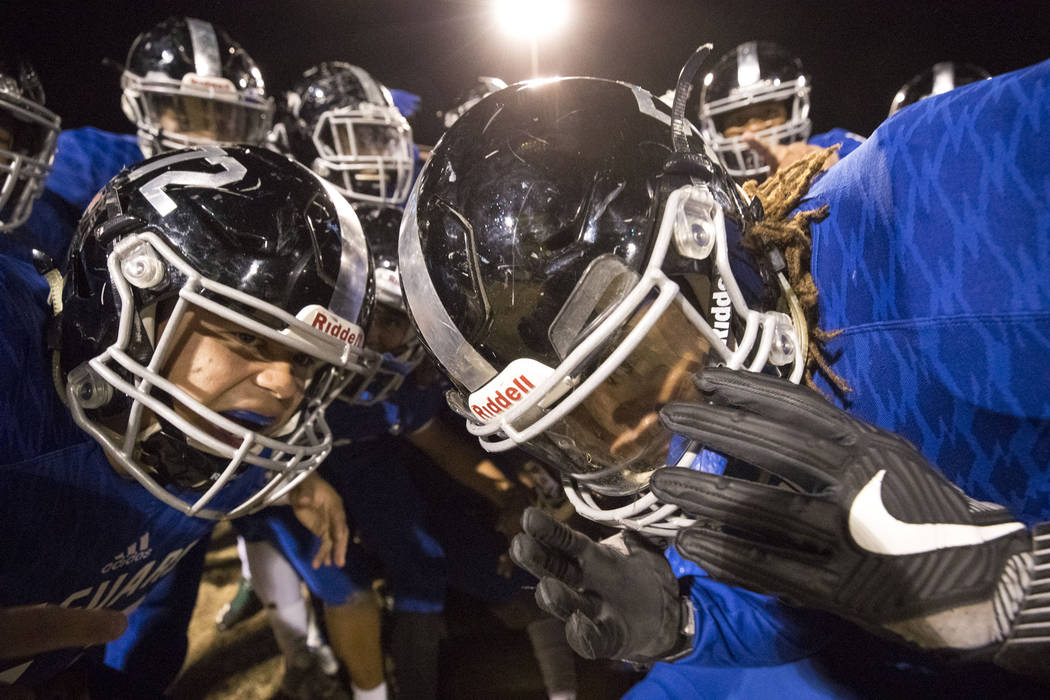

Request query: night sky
[{"left": 11, "top": 0, "right": 1050, "bottom": 146}]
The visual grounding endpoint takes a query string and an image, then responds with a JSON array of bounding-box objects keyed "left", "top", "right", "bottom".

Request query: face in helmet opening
[
  {"left": 719, "top": 100, "right": 790, "bottom": 138},
  {"left": 121, "top": 17, "right": 273, "bottom": 157},
  {"left": 146, "top": 91, "right": 272, "bottom": 146},
  {"left": 366, "top": 302, "right": 416, "bottom": 356},
  {"left": 60, "top": 145, "right": 378, "bottom": 517},
  {"left": 158, "top": 306, "right": 325, "bottom": 449},
  {"left": 515, "top": 291, "right": 710, "bottom": 496},
  {"left": 311, "top": 111, "right": 414, "bottom": 203},
  {"left": 339, "top": 301, "right": 424, "bottom": 405}
]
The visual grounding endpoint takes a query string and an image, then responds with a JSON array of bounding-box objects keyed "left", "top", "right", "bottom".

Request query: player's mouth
[
  {"left": 221, "top": 410, "right": 277, "bottom": 429},
  {"left": 213, "top": 410, "right": 278, "bottom": 446}
]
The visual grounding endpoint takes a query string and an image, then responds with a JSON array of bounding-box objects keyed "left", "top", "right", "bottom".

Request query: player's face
[
  {"left": 366, "top": 303, "right": 415, "bottom": 354},
  {"left": 0, "top": 122, "right": 13, "bottom": 151},
  {"left": 543, "top": 299, "right": 709, "bottom": 483},
  {"left": 722, "top": 101, "right": 789, "bottom": 137},
  {"left": 161, "top": 307, "right": 321, "bottom": 446},
  {"left": 159, "top": 104, "right": 220, "bottom": 142}
]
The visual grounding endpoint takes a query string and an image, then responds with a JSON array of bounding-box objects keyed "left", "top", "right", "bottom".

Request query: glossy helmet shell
[
  {"left": 281, "top": 62, "right": 415, "bottom": 206},
  {"left": 440, "top": 76, "right": 508, "bottom": 128},
  {"left": 399, "top": 78, "right": 796, "bottom": 517},
  {"left": 699, "top": 41, "right": 811, "bottom": 180},
  {"left": 404, "top": 77, "right": 757, "bottom": 381},
  {"left": 120, "top": 17, "right": 274, "bottom": 156},
  {"left": 888, "top": 62, "right": 991, "bottom": 116}
]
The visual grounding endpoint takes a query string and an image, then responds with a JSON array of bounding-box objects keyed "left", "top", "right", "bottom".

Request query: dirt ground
[
  {"left": 170, "top": 522, "right": 284, "bottom": 700},
  {"left": 167, "top": 522, "right": 643, "bottom": 700}
]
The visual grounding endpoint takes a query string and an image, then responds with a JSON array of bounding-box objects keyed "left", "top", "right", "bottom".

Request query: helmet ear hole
[{"left": 67, "top": 363, "right": 114, "bottom": 410}]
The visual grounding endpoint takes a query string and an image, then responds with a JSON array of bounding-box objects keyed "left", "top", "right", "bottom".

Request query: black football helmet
[
  {"left": 58, "top": 145, "right": 378, "bottom": 519},
  {"left": 0, "top": 56, "right": 60, "bottom": 231},
  {"left": 339, "top": 204, "right": 425, "bottom": 405},
  {"left": 438, "top": 76, "right": 508, "bottom": 129},
  {"left": 699, "top": 41, "right": 811, "bottom": 180},
  {"left": 280, "top": 62, "right": 415, "bottom": 206},
  {"left": 121, "top": 17, "right": 274, "bottom": 157},
  {"left": 888, "top": 62, "right": 992, "bottom": 116},
  {"left": 399, "top": 77, "right": 806, "bottom": 535}
]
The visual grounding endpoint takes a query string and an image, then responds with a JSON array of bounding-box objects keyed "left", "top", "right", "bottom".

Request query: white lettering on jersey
[{"left": 60, "top": 539, "right": 201, "bottom": 610}]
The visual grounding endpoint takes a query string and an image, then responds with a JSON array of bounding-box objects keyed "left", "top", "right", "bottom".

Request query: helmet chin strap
[{"left": 138, "top": 418, "right": 228, "bottom": 490}]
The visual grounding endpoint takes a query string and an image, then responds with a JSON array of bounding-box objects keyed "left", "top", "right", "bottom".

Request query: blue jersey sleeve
[
  {"left": 801, "top": 58, "right": 1050, "bottom": 523},
  {"left": 627, "top": 57, "right": 1050, "bottom": 699},
  {"left": 681, "top": 574, "right": 832, "bottom": 667},
  {"left": 47, "top": 128, "right": 143, "bottom": 213}
]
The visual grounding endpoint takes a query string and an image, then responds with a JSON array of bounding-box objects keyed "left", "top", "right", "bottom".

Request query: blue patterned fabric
[
  {"left": 631, "top": 59, "right": 1050, "bottom": 698},
  {"left": 807, "top": 59, "right": 1050, "bottom": 523}
]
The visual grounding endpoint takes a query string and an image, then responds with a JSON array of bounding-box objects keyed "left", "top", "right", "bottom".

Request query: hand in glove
[
  {"left": 510, "top": 507, "right": 693, "bottom": 663},
  {"left": 651, "top": 368, "right": 1038, "bottom": 657}
]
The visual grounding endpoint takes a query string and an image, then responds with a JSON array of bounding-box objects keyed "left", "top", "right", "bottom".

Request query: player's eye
[
  {"left": 234, "top": 331, "right": 261, "bottom": 346},
  {"left": 292, "top": 352, "right": 316, "bottom": 369}
]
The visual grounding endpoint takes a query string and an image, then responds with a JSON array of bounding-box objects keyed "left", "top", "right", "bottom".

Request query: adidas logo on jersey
[{"left": 101, "top": 533, "right": 153, "bottom": 574}]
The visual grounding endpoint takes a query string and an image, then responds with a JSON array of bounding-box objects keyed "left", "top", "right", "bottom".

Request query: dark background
[{"left": 11, "top": 0, "right": 1050, "bottom": 146}]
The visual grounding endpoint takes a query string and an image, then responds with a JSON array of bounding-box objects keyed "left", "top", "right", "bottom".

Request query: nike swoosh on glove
[
  {"left": 650, "top": 368, "right": 1033, "bottom": 654},
  {"left": 510, "top": 507, "right": 692, "bottom": 663}
]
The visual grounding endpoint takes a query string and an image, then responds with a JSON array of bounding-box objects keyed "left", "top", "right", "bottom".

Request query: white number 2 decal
[{"left": 129, "top": 145, "right": 247, "bottom": 217}]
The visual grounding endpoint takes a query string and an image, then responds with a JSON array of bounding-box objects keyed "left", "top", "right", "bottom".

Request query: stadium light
[{"left": 493, "top": 0, "right": 571, "bottom": 77}]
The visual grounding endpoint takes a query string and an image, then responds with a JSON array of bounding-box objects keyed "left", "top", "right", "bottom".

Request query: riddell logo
[
  {"left": 181, "top": 73, "right": 237, "bottom": 93},
  {"left": 297, "top": 305, "right": 365, "bottom": 348},
  {"left": 101, "top": 533, "right": 153, "bottom": 574},
  {"left": 471, "top": 375, "right": 537, "bottom": 421},
  {"left": 467, "top": 358, "right": 562, "bottom": 424},
  {"left": 711, "top": 275, "right": 732, "bottom": 341}
]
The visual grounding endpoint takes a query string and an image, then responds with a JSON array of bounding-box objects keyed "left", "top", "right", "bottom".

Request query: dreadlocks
[{"left": 741, "top": 146, "right": 851, "bottom": 395}]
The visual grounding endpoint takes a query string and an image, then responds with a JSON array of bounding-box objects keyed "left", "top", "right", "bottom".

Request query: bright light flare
[{"left": 493, "top": 0, "right": 571, "bottom": 39}]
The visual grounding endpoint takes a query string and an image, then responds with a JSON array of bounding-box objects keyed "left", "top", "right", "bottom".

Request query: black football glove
[
  {"left": 510, "top": 507, "right": 693, "bottom": 663},
  {"left": 651, "top": 368, "right": 1045, "bottom": 668}
]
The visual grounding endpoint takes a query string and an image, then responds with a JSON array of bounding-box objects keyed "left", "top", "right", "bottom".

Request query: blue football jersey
[
  {"left": 807, "top": 59, "right": 1050, "bottom": 523},
  {"left": 0, "top": 246, "right": 254, "bottom": 686}
]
